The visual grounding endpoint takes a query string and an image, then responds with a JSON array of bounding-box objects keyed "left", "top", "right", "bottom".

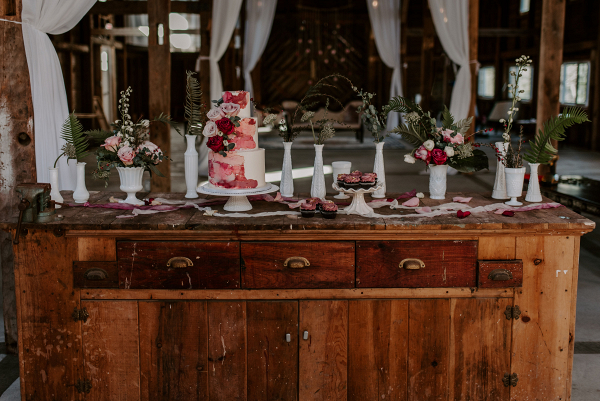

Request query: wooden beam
[
  {"left": 148, "top": 0, "right": 171, "bottom": 191},
  {"left": 199, "top": 7, "right": 211, "bottom": 110},
  {"left": 592, "top": 4, "right": 600, "bottom": 151},
  {"left": 420, "top": 2, "right": 435, "bottom": 111},
  {"left": 90, "top": 1, "right": 209, "bottom": 15},
  {"left": 406, "top": 28, "right": 533, "bottom": 37},
  {"left": 92, "top": 28, "right": 200, "bottom": 37},
  {"left": 466, "top": 0, "right": 479, "bottom": 139}
]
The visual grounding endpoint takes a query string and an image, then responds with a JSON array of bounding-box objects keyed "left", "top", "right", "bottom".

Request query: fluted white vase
[
  {"left": 48, "top": 167, "right": 63, "bottom": 208},
  {"left": 525, "top": 163, "right": 542, "bottom": 203},
  {"left": 185, "top": 135, "right": 199, "bottom": 198},
  {"left": 73, "top": 162, "right": 89, "bottom": 203},
  {"left": 492, "top": 142, "right": 509, "bottom": 199},
  {"left": 505, "top": 167, "right": 526, "bottom": 206},
  {"left": 429, "top": 164, "right": 448, "bottom": 200},
  {"left": 372, "top": 141, "right": 386, "bottom": 198},
  {"left": 280, "top": 141, "right": 294, "bottom": 197},
  {"left": 117, "top": 166, "right": 145, "bottom": 205},
  {"left": 310, "top": 144, "right": 326, "bottom": 199}
]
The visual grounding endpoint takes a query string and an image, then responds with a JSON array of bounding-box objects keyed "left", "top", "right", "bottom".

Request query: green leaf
[
  {"left": 442, "top": 106, "right": 454, "bottom": 129},
  {"left": 58, "top": 112, "right": 89, "bottom": 164},
  {"left": 447, "top": 149, "right": 489, "bottom": 173},
  {"left": 386, "top": 96, "right": 420, "bottom": 114},
  {"left": 184, "top": 70, "right": 204, "bottom": 136},
  {"left": 227, "top": 143, "right": 235, "bottom": 150},
  {"left": 153, "top": 112, "right": 182, "bottom": 136},
  {"left": 454, "top": 116, "right": 473, "bottom": 135}
]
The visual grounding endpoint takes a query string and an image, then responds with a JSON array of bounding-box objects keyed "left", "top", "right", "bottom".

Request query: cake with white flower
[{"left": 203, "top": 91, "right": 266, "bottom": 189}]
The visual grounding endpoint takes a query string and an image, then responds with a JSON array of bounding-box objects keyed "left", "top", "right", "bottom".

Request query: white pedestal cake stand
[
  {"left": 197, "top": 182, "right": 279, "bottom": 212},
  {"left": 332, "top": 182, "right": 384, "bottom": 216}
]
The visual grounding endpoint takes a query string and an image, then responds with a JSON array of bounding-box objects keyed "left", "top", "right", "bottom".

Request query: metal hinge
[
  {"left": 72, "top": 307, "right": 89, "bottom": 323},
  {"left": 74, "top": 379, "right": 92, "bottom": 394},
  {"left": 502, "top": 373, "right": 518, "bottom": 387},
  {"left": 504, "top": 305, "right": 521, "bottom": 320}
]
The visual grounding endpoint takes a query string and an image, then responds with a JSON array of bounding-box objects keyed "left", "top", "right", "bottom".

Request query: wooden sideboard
[{"left": 2, "top": 191, "right": 595, "bottom": 401}]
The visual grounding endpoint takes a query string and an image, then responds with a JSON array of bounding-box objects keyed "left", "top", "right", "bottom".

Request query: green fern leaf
[
  {"left": 153, "top": 113, "right": 182, "bottom": 136},
  {"left": 386, "top": 96, "right": 419, "bottom": 114},
  {"left": 59, "top": 112, "right": 89, "bottom": 164},
  {"left": 184, "top": 70, "right": 203, "bottom": 136},
  {"left": 391, "top": 123, "right": 426, "bottom": 148},
  {"left": 442, "top": 106, "right": 454, "bottom": 129}
]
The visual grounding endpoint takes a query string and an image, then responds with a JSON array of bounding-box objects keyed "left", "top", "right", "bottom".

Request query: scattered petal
[
  {"left": 416, "top": 192, "right": 424, "bottom": 199},
  {"left": 502, "top": 210, "right": 515, "bottom": 217},
  {"left": 203, "top": 209, "right": 217, "bottom": 216},
  {"left": 109, "top": 196, "right": 119, "bottom": 203},
  {"left": 453, "top": 196, "right": 472, "bottom": 203},
  {"left": 416, "top": 206, "right": 432, "bottom": 214},
  {"left": 457, "top": 210, "right": 471, "bottom": 219},
  {"left": 402, "top": 197, "right": 420, "bottom": 207}
]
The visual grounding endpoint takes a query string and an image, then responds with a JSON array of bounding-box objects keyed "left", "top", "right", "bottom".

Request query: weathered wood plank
[
  {"left": 78, "top": 237, "right": 116, "bottom": 261},
  {"left": 566, "top": 236, "right": 581, "bottom": 401},
  {"left": 478, "top": 236, "right": 515, "bottom": 260}
]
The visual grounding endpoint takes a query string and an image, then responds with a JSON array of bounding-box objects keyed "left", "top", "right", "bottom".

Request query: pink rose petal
[
  {"left": 402, "top": 197, "right": 420, "bottom": 207},
  {"left": 457, "top": 210, "right": 471, "bottom": 219},
  {"left": 453, "top": 196, "right": 472, "bottom": 203},
  {"left": 416, "top": 206, "right": 432, "bottom": 214}
]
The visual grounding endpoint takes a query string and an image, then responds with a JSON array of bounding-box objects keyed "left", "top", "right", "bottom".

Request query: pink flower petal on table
[
  {"left": 416, "top": 206, "right": 432, "bottom": 214},
  {"left": 453, "top": 196, "right": 472, "bottom": 203},
  {"left": 402, "top": 197, "right": 420, "bottom": 207}
]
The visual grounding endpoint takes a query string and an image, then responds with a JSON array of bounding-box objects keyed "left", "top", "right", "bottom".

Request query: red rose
[
  {"left": 207, "top": 136, "right": 225, "bottom": 152},
  {"left": 222, "top": 91, "right": 233, "bottom": 103},
  {"left": 215, "top": 118, "right": 235, "bottom": 135},
  {"left": 431, "top": 148, "right": 447, "bottom": 165}
]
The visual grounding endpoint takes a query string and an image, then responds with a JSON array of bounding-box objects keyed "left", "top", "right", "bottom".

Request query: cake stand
[
  {"left": 332, "top": 182, "right": 384, "bottom": 216},
  {"left": 197, "top": 182, "right": 279, "bottom": 212}
]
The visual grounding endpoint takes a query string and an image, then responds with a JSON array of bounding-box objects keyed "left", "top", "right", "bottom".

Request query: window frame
[
  {"left": 559, "top": 61, "right": 591, "bottom": 107},
  {"left": 477, "top": 65, "right": 496, "bottom": 100}
]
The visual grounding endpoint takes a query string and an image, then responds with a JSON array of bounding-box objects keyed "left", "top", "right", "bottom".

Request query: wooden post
[
  {"left": 420, "top": 2, "right": 435, "bottom": 111},
  {"left": 148, "top": 0, "right": 171, "bottom": 192},
  {"left": 535, "top": 0, "right": 566, "bottom": 180},
  {"left": 466, "top": 0, "right": 479, "bottom": 139},
  {"left": 591, "top": 5, "right": 600, "bottom": 151},
  {"left": 199, "top": 9, "right": 211, "bottom": 114},
  {"left": 400, "top": 0, "right": 409, "bottom": 97}
]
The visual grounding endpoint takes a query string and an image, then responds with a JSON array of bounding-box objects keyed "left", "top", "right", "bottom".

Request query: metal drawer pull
[
  {"left": 399, "top": 258, "right": 425, "bottom": 270},
  {"left": 286, "top": 333, "right": 291, "bottom": 343},
  {"left": 167, "top": 257, "right": 193, "bottom": 268},
  {"left": 284, "top": 257, "right": 310, "bottom": 269},
  {"left": 84, "top": 268, "right": 108, "bottom": 281},
  {"left": 488, "top": 269, "right": 513, "bottom": 281},
  {"left": 303, "top": 331, "right": 309, "bottom": 340}
]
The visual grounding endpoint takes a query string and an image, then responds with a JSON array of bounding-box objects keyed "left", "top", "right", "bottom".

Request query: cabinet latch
[
  {"left": 504, "top": 305, "right": 521, "bottom": 320},
  {"left": 72, "top": 307, "right": 89, "bottom": 323},
  {"left": 74, "top": 379, "right": 92, "bottom": 394},
  {"left": 502, "top": 373, "right": 518, "bottom": 387}
]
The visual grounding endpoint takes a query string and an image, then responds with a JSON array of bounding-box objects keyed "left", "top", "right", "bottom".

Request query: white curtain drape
[
  {"left": 366, "top": 0, "right": 403, "bottom": 130},
  {"left": 21, "top": 0, "right": 97, "bottom": 190},
  {"left": 428, "top": 0, "right": 471, "bottom": 120},
  {"left": 243, "top": 0, "right": 277, "bottom": 99}
]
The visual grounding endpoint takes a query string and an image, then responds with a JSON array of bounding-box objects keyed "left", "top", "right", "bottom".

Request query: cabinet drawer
[
  {"left": 241, "top": 242, "right": 355, "bottom": 289},
  {"left": 478, "top": 260, "right": 523, "bottom": 288},
  {"left": 356, "top": 240, "right": 477, "bottom": 288},
  {"left": 117, "top": 241, "right": 240, "bottom": 289}
]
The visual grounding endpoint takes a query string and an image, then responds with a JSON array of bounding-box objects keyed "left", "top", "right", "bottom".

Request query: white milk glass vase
[
  {"left": 372, "top": 141, "right": 386, "bottom": 198},
  {"left": 117, "top": 166, "right": 145, "bottom": 205},
  {"left": 184, "top": 135, "right": 199, "bottom": 198},
  {"left": 311, "top": 144, "right": 326, "bottom": 199},
  {"left": 429, "top": 164, "right": 448, "bottom": 200},
  {"left": 492, "top": 142, "right": 509, "bottom": 199},
  {"left": 72, "top": 162, "right": 89, "bottom": 203},
  {"left": 48, "top": 167, "right": 63, "bottom": 208},
  {"left": 525, "top": 163, "right": 542, "bottom": 203},
  {"left": 505, "top": 167, "right": 526, "bottom": 206},
  {"left": 280, "top": 141, "right": 294, "bottom": 197}
]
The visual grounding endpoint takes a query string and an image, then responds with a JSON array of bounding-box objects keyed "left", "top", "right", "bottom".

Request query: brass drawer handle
[
  {"left": 167, "top": 257, "right": 193, "bottom": 268},
  {"left": 84, "top": 268, "right": 108, "bottom": 281},
  {"left": 284, "top": 257, "right": 310, "bottom": 269},
  {"left": 399, "top": 258, "right": 425, "bottom": 270},
  {"left": 488, "top": 269, "right": 513, "bottom": 281}
]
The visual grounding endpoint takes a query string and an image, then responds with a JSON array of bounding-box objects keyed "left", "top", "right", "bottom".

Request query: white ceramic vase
[
  {"left": 280, "top": 141, "right": 294, "bottom": 198},
  {"left": 372, "top": 141, "right": 386, "bottom": 198},
  {"left": 48, "top": 167, "right": 63, "bottom": 208},
  {"left": 310, "top": 144, "right": 326, "bottom": 199},
  {"left": 73, "top": 162, "right": 90, "bottom": 203},
  {"left": 505, "top": 167, "right": 526, "bottom": 206},
  {"left": 117, "top": 166, "right": 145, "bottom": 205},
  {"left": 525, "top": 163, "right": 542, "bottom": 203},
  {"left": 429, "top": 164, "right": 448, "bottom": 199},
  {"left": 184, "top": 135, "right": 199, "bottom": 199},
  {"left": 492, "top": 142, "right": 510, "bottom": 199}
]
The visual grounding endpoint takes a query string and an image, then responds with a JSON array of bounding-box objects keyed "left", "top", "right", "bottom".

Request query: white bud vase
[
  {"left": 372, "top": 141, "right": 386, "bottom": 198},
  {"left": 48, "top": 167, "right": 63, "bottom": 208},
  {"left": 310, "top": 144, "right": 326, "bottom": 199},
  {"left": 184, "top": 135, "right": 199, "bottom": 198},
  {"left": 429, "top": 164, "right": 448, "bottom": 199},
  {"left": 117, "top": 166, "right": 145, "bottom": 205},
  {"left": 73, "top": 162, "right": 89, "bottom": 203},
  {"left": 505, "top": 167, "right": 526, "bottom": 206},
  {"left": 525, "top": 163, "right": 542, "bottom": 203},
  {"left": 492, "top": 142, "right": 509, "bottom": 199},
  {"left": 280, "top": 141, "right": 294, "bottom": 197}
]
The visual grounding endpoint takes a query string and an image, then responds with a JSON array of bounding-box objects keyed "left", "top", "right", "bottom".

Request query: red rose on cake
[
  {"left": 215, "top": 118, "right": 235, "bottom": 135},
  {"left": 207, "top": 136, "right": 226, "bottom": 152}
]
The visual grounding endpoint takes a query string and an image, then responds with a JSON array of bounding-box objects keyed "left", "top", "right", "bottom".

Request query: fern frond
[
  {"left": 386, "top": 96, "right": 420, "bottom": 114},
  {"left": 442, "top": 106, "right": 454, "bottom": 129},
  {"left": 391, "top": 123, "right": 426, "bottom": 148},
  {"left": 454, "top": 116, "right": 473, "bottom": 134},
  {"left": 153, "top": 113, "right": 182, "bottom": 136},
  {"left": 59, "top": 112, "right": 89, "bottom": 163},
  {"left": 184, "top": 70, "right": 203, "bottom": 136}
]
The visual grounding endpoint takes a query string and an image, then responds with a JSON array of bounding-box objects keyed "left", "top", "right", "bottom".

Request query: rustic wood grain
[
  {"left": 356, "top": 240, "right": 478, "bottom": 288},
  {"left": 82, "top": 300, "right": 140, "bottom": 401},
  {"left": 78, "top": 237, "right": 117, "bottom": 261},
  {"left": 566, "top": 236, "right": 581, "bottom": 401},
  {"left": 299, "top": 300, "right": 348, "bottom": 401},
  {"left": 408, "top": 299, "right": 449, "bottom": 400},
  {"left": 477, "top": 260, "right": 523, "bottom": 288},
  {"left": 247, "top": 301, "right": 298, "bottom": 401},
  {"left": 73, "top": 261, "right": 119, "bottom": 288},
  {"left": 208, "top": 301, "right": 247, "bottom": 401},
  {"left": 478, "top": 236, "right": 515, "bottom": 260},
  {"left": 139, "top": 301, "right": 208, "bottom": 401},
  {"left": 117, "top": 241, "right": 240, "bottom": 289},
  {"left": 348, "top": 300, "right": 409, "bottom": 401},
  {"left": 241, "top": 242, "right": 355, "bottom": 289}
]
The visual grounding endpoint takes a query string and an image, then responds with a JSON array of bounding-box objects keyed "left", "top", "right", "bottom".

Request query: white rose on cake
[
  {"left": 207, "top": 108, "right": 225, "bottom": 121},
  {"left": 219, "top": 103, "right": 241, "bottom": 117},
  {"left": 203, "top": 121, "right": 218, "bottom": 137}
]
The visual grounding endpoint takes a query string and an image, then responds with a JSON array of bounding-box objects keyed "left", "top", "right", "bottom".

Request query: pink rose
[
  {"left": 431, "top": 148, "right": 448, "bottom": 165},
  {"left": 440, "top": 129, "right": 464, "bottom": 144},
  {"left": 137, "top": 141, "right": 162, "bottom": 164},
  {"left": 101, "top": 135, "right": 121, "bottom": 152},
  {"left": 222, "top": 91, "right": 233, "bottom": 103},
  {"left": 414, "top": 145, "right": 431, "bottom": 164},
  {"left": 117, "top": 146, "right": 136, "bottom": 166},
  {"left": 202, "top": 121, "right": 218, "bottom": 137},
  {"left": 440, "top": 129, "right": 454, "bottom": 142},
  {"left": 451, "top": 133, "right": 464, "bottom": 144},
  {"left": 219, "top": 103, "right": 241, "bottom": 117},
  {"left": 207, "top": 108, "right": 225, "bottom": 121}
]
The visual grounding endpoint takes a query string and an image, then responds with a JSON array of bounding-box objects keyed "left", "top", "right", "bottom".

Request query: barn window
[
  {"left": 477, "top": 66, "right": 495, "bottom": 99},
  {"left": 560, "top": 62, "right": 590, "bottom": 106}
]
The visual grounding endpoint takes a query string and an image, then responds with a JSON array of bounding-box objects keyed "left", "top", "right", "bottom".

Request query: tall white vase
[
  {"left": 505, "top": 167, "right": 526, "bottom": 206},
  {"left": 372, "top": 141, "right": 386, "bottom": 199},
  {"left": 184, "top": 135, "right": 199, "bottom": 198},
  {"left": 73, "top": 162, "right": 90, "bottom": 203},
  {"left": 280, "top": 141, "right": 294, "bottom": 197},
  {"left": 117, "top": 166, "right": 145, "bottom": 205},
  {"left": 525, "top": 163, "right": 542, "bottom": 203},
  {"left": 492, "top": 142, "right": 509, "bottom": 199},
  {"left": 429, "top": 164, "right": 448, "bottom": 200},
  {"left": 48, "top": 167, "right": 63, "bottom": 208},
  {"left": 310, "top": 144, "right": 326, "bottom": 199}
]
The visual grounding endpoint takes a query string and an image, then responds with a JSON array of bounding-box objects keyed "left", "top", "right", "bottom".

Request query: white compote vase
[
  {"left": 72, "top": 162, "right": 90, "bottom": 203},
  {"left": 117, "top": 166, "right": 145, "bottom": 205},
  {"left": 48, "top": 167, "right": 63, "bottom": 208},
  {"left": 280, "top": 141, "right": 294, "bottom": 197},
  {"left": 372, "top": 141, "right": 386, "bottom": 198},
  {"left": 525, "top": 163, "right": 542, "bottom": 203},
  {"left": 310, "top": 144, "right": 326, "bottom": 198},
  {"left": 184, "top": 135, "right": 199, "bottom": 198},
  {"left": 492, "top": 142, "right": 509, "bottom": 199},
  {"left": 505, "top": 167, "right": 526, "bottom": 206},
  {"left": 429, "top": 164, "right": 448, "bottom": 199}
]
